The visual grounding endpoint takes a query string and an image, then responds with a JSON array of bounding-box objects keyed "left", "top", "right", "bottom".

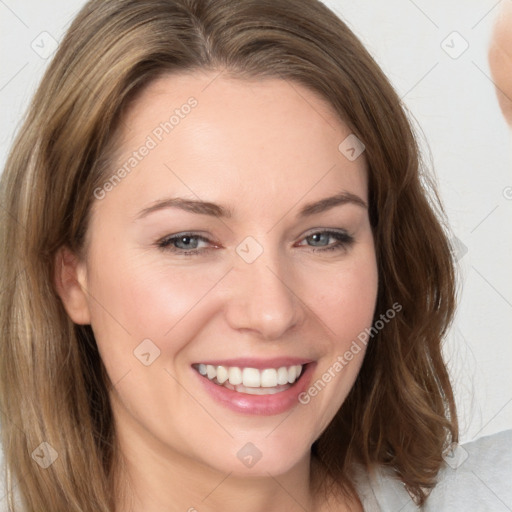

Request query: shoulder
[
  {"left": 425, "top": 429, "right": 512, "bottom": 511},
  {"left": 352, "top": 429, "right": 512, "bottom": 512}
]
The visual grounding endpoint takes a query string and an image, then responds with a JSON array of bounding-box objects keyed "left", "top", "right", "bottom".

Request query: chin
[{"left": 198, "top": 434, "right": 313, "bottom": 478}]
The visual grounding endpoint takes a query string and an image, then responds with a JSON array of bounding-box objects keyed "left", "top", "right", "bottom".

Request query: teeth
[
  {"left": 288, "top": 365, "right": 297, "bottom": 383},
  {"left": 242, "top": 368, "right": 260, "bottom": 387},
  {"left": 216, "top": 365, "right": 229, "bottom": 384},
  {"left": 228, "top": 367, "right": 242, "bottom": 386},
  {"left": 197, "top": 364, "right": 304, "bottom": 389},
  {"left": 232, "top": 384, "right": 284, "bottom": 395},
  {"left": 277, "top": 366, "right": 289, "bottom": 385},
  {"left": 206, "top": 365, "right": 216, "bottom": 380},
  {"left": 261, "top": 369, "right": 277, "bottom": 387}
]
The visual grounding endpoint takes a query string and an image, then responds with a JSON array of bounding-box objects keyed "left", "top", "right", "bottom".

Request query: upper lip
[{"left": 192, "top": 357, "right": 314, "bottom": 369}]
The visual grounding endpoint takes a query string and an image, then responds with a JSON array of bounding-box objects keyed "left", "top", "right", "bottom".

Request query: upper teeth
[{"left": 197, "top": 364, "right": 303, "bottom": 388}]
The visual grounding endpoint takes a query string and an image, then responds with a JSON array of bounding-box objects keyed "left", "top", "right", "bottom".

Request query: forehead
[
  {"left": 95, "top": 71, "right": 368, "bottom": 220},
  {"left": 127, "top": 70, "right": 342, "bottom": 127}
]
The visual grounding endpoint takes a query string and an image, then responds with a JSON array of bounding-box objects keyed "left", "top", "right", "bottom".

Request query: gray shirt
[{"left": 353, "top": 429, "right": 512, "bottom": 511}]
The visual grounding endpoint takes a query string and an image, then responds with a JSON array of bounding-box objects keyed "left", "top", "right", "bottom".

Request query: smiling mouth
[{"left": 192, "top": 363, "right": 305, "bottom": 395}]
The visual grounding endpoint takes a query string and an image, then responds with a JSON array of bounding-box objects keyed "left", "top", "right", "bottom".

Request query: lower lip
[{"left": 193, "top": 363, "right": 316, "bottom": 416}]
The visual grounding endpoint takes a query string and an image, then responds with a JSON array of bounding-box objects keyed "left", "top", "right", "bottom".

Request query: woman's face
[{"left": 68, "top": 71, "right": 378, "bottom": 477}]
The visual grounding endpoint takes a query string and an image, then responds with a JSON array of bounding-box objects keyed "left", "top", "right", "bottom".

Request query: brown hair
[{"left": 0, "top": 0, "right": 457, "bottom": 510}]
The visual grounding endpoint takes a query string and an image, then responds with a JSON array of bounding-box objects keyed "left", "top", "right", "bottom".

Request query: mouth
[
  {"left": 192, "top": 362, "right": 305, "bottom": 395},
  {"left": 191, "top": 357, "right": 316, "bottom": 415}
]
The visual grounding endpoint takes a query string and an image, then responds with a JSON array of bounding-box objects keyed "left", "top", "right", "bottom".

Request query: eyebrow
[{"left": 135, "top": 191, "right": 367, "bottom": 221}]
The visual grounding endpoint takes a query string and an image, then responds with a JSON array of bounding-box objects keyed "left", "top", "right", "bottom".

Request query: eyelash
[{"left": 156, "top": 230, "right": 354, "bottom": 256}]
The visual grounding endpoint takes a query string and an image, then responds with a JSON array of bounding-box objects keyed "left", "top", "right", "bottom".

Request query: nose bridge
[{"left": 225, "top": 237, "right": 303, "bottom": 339}]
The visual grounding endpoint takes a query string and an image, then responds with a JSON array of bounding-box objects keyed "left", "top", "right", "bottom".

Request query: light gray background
[{"left": 1, "top": 0, "right": 511, "bottom": 444}]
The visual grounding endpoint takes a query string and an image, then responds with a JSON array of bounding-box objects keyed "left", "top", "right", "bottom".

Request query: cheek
[
  {"left": 309, "top": 251, "right": 378, "bottom": 343},
  {"left": 298, "top": 249, "right": 378, "bottom": 426},
  {"left": 84, "top": 243, "right": 226, "bottom": 368}
]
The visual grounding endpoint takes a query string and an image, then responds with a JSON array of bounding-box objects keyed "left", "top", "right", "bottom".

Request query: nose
[{"left": 223, "top": 244, "right": 305, "bottom": 340}]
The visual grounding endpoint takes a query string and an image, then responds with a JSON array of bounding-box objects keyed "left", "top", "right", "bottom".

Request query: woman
[{"left": 0, "top": 0, "right": 509, "bottom": 511}]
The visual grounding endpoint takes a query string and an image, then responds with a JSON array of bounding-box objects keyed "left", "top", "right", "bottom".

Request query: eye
[
  {"left": 297, "top": 229, "right": 354, "bottom": 253},
  {"left": 157, "top": 233, "right": 215, "bottom": 256},
  {"left": 156, "top": 229, "right": 354, "bottom": 257}
]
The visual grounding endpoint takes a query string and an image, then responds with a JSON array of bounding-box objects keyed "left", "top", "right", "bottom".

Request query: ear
[{"left": 54, "top": 246, "right": 91, "bottom": 325}]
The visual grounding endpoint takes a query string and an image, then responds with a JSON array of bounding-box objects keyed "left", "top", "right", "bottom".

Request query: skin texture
[
  {"left": 55, "top": 71, "right": 378, "bottom": 512},
  {"left": 489, "top": 2, "right": 512, "bottom": 125}
]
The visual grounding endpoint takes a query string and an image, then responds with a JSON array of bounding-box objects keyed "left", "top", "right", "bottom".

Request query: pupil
[
  {"left": 178, "top": 236, "right": 197, "bottom": 249},
  {"left": 311, "top": 233, "right": 327, "bottom": 246}
]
